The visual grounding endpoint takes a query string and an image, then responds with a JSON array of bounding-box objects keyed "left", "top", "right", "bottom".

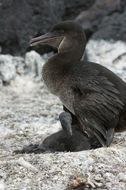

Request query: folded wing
[{"left": 73, "top": 74, "right": 124, "bottom": 146}]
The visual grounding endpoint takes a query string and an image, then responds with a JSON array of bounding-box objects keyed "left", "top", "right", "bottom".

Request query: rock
[
  {"left": 0, "top": 54, "right": 26, "bottom": 84},
  {"left": 0, "top": 179, "right": 5, "bottom": 190},
  {"left": 76, "top": 0, "right": 125, "bottom": 38},
  {"left": 0, "top": 50, "right": 48, "bottom": 87},
  {"left": 91, "top": 10, "right": 126, "bottom": 42},
  {"left": 113, "top": 52, "right": 126, "bottom": 67},
  {"left": 85, "top": 39, "right": 126, "bottom": 80},
  {"left": 0, "top": 0, "right": 64, "bottom": 55},
  {"left": 0, "top": 51, "right": 47, "bottom": 86},
  {"left": 13, "top": 56, "right": 25, "bottom": 75},
  {"left": 62, "top": 0, "right": 94, "bottom": 20},
  {"left": 0, "top": 55, "right": 16, "bottom": 83},
  {"left": 0, "top": 0, "right": 125, "bottom": 54},
  {"left": 0, "top": 79, "right": 3, "bottom": 89},
  {"left": 0, "top": 0, "right": 93, "bottom": 55},
  {"left": 25, "top": 50, "right": 45, "bottom": 79}
]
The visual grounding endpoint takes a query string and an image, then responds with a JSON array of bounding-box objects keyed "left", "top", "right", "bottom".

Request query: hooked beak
[{"left": 30, "top": 32, "right": 64, "bottom": 48}]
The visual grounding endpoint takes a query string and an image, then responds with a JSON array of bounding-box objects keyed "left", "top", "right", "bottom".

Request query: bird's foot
[
  {"left": 59, "top": 111, "right": 73, "bottom": 137},
  {"left": 14, "top": 144, "right": 47, "bottom": 154}
]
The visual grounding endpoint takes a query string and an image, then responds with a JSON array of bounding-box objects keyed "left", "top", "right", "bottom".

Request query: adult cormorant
[{"left": 30, "top": 21, "right": 126, "bottom": 147}]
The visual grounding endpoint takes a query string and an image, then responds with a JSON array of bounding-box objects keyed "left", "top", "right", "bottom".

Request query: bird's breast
[
  {"left": 42, "top": 61, "right": 76, "bottom": 114},
  {"left": 59, "top": 86, "right": 75, "bottom": 115},
  {"left": 42, "top": 63, "right": 62, "bottom": 95}
]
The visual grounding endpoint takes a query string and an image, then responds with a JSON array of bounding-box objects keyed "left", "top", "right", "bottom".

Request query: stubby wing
[{"left": 73, "top": 75, "right": 124, "bottom": 146}]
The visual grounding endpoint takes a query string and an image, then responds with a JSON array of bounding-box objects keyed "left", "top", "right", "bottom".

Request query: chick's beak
[{"left": 30, "top": 32, "right": 64, "bottom": 48}]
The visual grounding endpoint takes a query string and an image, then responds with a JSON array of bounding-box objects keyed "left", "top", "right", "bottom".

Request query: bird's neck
[
  {"left": 58, "top": 35, "right": 86, "bottom": 62},
  {"left": 42, "top": 53, "right": 71, "bottom": 95},
  {"left": 42, "top": 33, "right": 86, "bottom": 94}
]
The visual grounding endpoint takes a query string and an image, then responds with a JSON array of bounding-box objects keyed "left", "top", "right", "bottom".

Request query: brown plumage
[{"left": 30, "top": 21, "right": 126, "bottom": 146}]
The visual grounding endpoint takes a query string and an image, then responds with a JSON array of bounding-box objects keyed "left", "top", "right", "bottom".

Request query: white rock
[
  {"left": 0, "top": 55, "right": 16, "bottom": 82},
  {"left": 0, "top": 51, "right": 46, "bottom": 86},
  {"left": 118, "top": 173, "right": 126, "bottom": 182},
  {"left": 13, "top": 56, "right": 25, "bottom": 75},
  {"left": 0, "top": 54, "right": 25, "bottom": 83},
  {"left": 0, "top": 79, "right": 3, "bottom": 88},
  {"left": 0, "top": 180, "right": 5, "bottom": 190},
  {"left": 25, "top": 50, "right": 45, "bottom": 79},
  {"left": 17, "top": 157, "right": 39, "bottom": 173},
  {"left": 86, "top": 40, "right": 126, "bottom": 80}
]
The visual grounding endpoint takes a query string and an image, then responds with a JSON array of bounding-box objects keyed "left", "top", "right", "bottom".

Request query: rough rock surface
[
  {"left": 0, "top": 51, "right": 45, "bottom": 85},
  {"left": 25, "top": 51, "right": 45, "bottom": 79},
  {"left": 76, "top": 0, "right": 121, "bottom": 32},
  {"left": 76, "top": 0, "right": 126, "bottom": 40},
  {"left": 0, "top": 0, "right": 93, "bottom": 55},
  {"left": 61, "top": 0, "right": 94, "bottom": 20},
  {"left": 0, "top": 0, "right": 63, "bottom": 55},
  {"left": 91, "top": 10, "right": 126, "bottom": 42},
  {"left": 85, "top": 40, "right": 126, "bottom": 80},
  {"left": 0, "top": 0, "right": 126, "bottom": 55},
  {"left": 0, "top": 55, "right": 17, "bottom": 83}
]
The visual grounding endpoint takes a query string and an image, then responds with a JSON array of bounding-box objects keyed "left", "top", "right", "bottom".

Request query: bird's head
[{"left": 30, "top": 21, "right": 86, "bottom": 58}]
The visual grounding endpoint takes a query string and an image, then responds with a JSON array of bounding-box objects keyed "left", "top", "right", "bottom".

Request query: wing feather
[{"left": 73, "top": 74, "right": 124, "bottom": 146}]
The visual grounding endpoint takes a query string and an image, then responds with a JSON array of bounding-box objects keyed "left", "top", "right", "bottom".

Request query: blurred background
[
  {"left": 0, "top": 0, "right": 126, "bottom": 86},
  {"left": 0, "top": 0, "right": 126, "bottom": 55}
]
